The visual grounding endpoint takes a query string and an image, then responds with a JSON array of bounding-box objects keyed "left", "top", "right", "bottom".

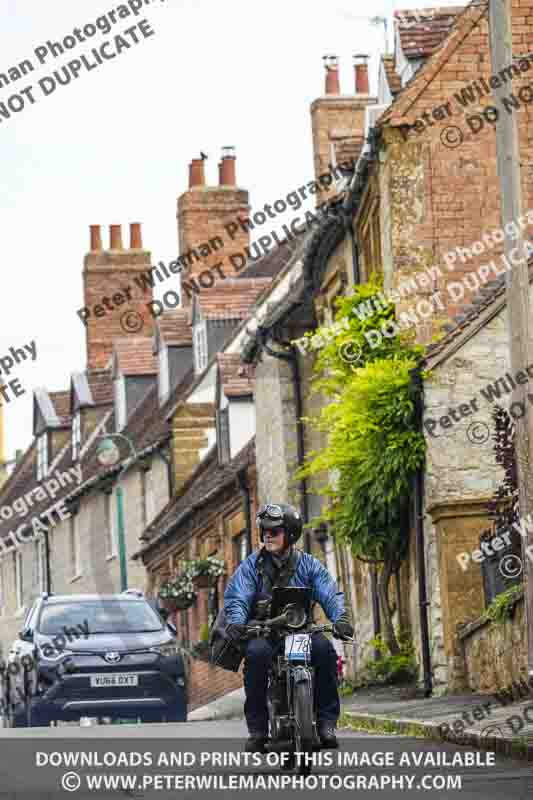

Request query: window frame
[
  {"left": 72, "top": 410, "right": 81, "bottom": 461},
  {"left": 36, "top": 538, "right": 46, "bottom": 594},
  {"left": 37, "top": 432, "right": 48, "bottom": 481},
  {"left": 158, "top": 345, "right": 170, "bottom": 405},
  {"left": 216, "top": 406, "right": 231, "bottom": 465},
  {"left": 69, "top": 513, "right": 82, "bottom": 579},
  {"left": 194, "top": 321, "right": 208, "bottom": 374},
  {"left": 14, "top": 549, "right": 23, "bottom": 611},
  {"left": 114, "top": 377, "right": 127, "bottom": 431}
]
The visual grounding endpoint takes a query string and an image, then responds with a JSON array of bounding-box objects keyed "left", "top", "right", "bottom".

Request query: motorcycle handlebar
[{"left": 242, "top": 622, "right": 355, "bottom": 642}]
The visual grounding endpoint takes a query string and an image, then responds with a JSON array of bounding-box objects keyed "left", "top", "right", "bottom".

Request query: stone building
[{"left": 278, "top": 0, "right": 533, "bottom": 693}]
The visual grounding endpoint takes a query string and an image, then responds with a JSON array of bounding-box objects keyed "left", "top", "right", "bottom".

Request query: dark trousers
[{"left": 243, "top": 632, "right": 340, "bottom": 734}]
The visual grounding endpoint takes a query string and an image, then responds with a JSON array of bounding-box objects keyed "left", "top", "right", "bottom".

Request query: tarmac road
[{"left": 0, "top": 717, "right": 532, "bottom": 798}]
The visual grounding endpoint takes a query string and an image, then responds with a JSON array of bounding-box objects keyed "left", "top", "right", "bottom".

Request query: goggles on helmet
[{"left": 256, "top": 504, "right": 284, "bottom": 526}]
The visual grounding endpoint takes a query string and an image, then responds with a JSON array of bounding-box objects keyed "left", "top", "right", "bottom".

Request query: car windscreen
[{"left": 38, "top": 600, "right": 164, "bottom": 635}]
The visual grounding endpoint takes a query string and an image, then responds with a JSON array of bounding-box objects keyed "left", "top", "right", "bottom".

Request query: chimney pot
[
  {"left": 90, "top": 224, "right": 102, "bottom": 252},
  {"left": 189, "top": 158, "right": 205, "bottom": 188},
  {"left": 130, "top": 222, "right": 142, "bottom": 249},
  {"left": 219, "top": 146, "right": 236, "bottom": 186},
  {"left": 323, "top": 55, "right": 340, "bottom": 95},
  {"left": 353, "top": 54, "right": 370, "bottom": 94},
  {"left": 109, "top": 224, "right": 123, "bottom": 250}
]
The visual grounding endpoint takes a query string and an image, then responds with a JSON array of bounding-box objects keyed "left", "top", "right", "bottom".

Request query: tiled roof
[
  {"left": 422, "top": 260, "right": 533, "bottom": 369},
  {"left": 396, "top": 6, "right": 464, "bottom": 60},
  {"left": 217, "top": 353, "right": 255, "bottom": 397},
  {"left": 240, "top": 237, "right": 298, "bottom": 279},
  {"left": 198, "top": 278, "right": 272, "bottom": 321},
  {"left": 382, "top": 55, "right": 402, "bottom": 96},
  {"left": 113, "top": 337, "right": 158, "bottom": 376},
  {"left": 157, "top": 310, "right": 192, "bottom": 347},
  {"left": 0, "top": 357, "right": 197, "bottom": 548},
  {"left": 137, "top": 439, "right": 255, "bottom": 556}
]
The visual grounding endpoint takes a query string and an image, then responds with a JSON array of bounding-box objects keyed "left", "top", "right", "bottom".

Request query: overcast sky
[{"left": 1, "top": 0, "right": 461, "bottom": 461}]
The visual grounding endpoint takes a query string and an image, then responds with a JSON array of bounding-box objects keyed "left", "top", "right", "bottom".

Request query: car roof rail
[{"left": 121, "top": 588, "right": 144, "bottom": 597}]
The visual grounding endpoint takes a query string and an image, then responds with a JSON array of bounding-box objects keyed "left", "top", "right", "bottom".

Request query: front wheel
[{"left": 293, "top": 679, "right": 314, "bottom": 776}]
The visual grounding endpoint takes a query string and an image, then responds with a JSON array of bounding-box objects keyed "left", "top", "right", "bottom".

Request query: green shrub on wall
[{"left": 295, "top": 278, "right": 426, "bottom": 654}]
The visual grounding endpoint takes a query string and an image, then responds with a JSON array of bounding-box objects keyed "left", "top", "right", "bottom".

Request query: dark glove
[
  {"left": 226, "top": 623, "right": 247, "bottom": 642},
  {"left": 333, "top": 617, "right": 354, "bottom": 641}
]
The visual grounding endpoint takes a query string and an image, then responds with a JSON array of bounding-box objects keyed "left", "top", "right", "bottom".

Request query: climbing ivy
[{"left": 295, "top": 278, "right": 426, "bottom": 654}]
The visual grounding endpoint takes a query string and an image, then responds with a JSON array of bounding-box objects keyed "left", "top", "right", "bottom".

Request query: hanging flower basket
[
  {"left": 187, "top": 557, "right": 226, "bottom": 589},
  {"left": 158, "top": 574, "right": 197, "bottom": 612}
]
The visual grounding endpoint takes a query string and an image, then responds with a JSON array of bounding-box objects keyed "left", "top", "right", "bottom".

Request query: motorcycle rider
[{"left": 223, "top": 502, "right": 354, "bottom": 753}]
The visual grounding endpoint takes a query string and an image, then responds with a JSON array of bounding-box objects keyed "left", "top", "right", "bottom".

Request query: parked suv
[{"left": 5, "top": 592, "right": 187, "bottom": 727}]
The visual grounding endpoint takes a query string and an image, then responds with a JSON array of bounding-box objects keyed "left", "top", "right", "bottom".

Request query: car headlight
[
  {"left": 149, "top": 643, "right": 179, "bottom": 657},
  {"left": 38, "top": 647, "right": 73, "bottom": 662}
]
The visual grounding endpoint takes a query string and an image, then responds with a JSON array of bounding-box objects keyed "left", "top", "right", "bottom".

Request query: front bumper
[{"left": 34, "top": 652, "right": 187, "bottom": 719}]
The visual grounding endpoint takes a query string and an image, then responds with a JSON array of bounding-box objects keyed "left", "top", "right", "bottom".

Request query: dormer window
[
  {"left": 194, "top": 321, "right": 208, "bottom": 375},
  {"left": 216, "top": 407, "right": 230, "bottom": 465},
  {"left": 158, "top": 346, "right": 170, "bottom": 405},
  {"left": 37, "top": 433, "right": 48, "bottom": 480},
  {"left": 72, "top": 411, "right": 81, "bottom": 461},
  {"left": 114, "top": 377, "right": 126, "bottom": 431}
]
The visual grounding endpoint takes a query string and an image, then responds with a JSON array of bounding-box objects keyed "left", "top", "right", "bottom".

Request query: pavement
[
  {"left": 341, "top": 683, "right": 533, "bottom": 760},
  {"left": 187, "top": 681, "right": 533, "bottom": 760},
  {"left": 188, "top": 687, "right": 246, "bottom": 721}
]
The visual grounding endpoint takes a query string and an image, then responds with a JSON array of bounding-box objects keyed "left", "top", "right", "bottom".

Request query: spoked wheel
[{"left": 293, "top": 679, "right": 314, "bottom": 776}]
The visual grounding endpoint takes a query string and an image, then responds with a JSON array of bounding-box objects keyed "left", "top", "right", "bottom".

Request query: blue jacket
[{"left": 223, "top": 549, "right": 346, "bottom": 625}]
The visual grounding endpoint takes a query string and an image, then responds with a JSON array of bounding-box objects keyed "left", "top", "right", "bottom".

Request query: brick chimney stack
[
  {"left": 354, "top": 54, "right": 370, "bottom": 94},
  {"left": 324, "top": 55, "right": 340, "bottom": 95},
  {"left": 130, "top": 222, "right": 142, "bottom": 249},
  {"left": 109, "top": 224, "right": 123, "bottom": 250},
  {"left": 177, "top": 149, "right": 250, "bottom": 306},
  {"left": 189, "top": 158, "right": 206, "bottom": 188},
  {"left": 83, "top": 221, "right": 154, "bottom": 370},
  {"left": 311, "top": 56, "right": 376, "bottom": 206},
  {"left": 219, "top": 146, "right": 237, "bottom": 186},
  {"left": 90, "top": 224, "right": 102, "bottom": 251}
]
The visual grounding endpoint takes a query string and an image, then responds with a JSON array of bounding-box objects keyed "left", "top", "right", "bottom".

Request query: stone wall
[
  {"left": 459, "top": 597, "right": 526, "bottom": 694},
  {"left": 423, "top": 286, "right": 533, "bottom": 690}
]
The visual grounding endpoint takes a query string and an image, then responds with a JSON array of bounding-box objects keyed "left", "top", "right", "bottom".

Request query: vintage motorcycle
[{"left": 243, "top": 586, "right": 348, "bottom": 776}]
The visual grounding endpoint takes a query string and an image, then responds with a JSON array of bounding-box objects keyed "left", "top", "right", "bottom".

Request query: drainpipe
[
  {"left": 411, "top": 364, "right": 432, "bottom": 697},
  {"left": 258, "top": 327, "right": 311, "bottom": 553},
  {"left": 237, "top": 468, "right": 253, "bottom": 556},
  {"left": 344, "top": 209, "right": 360, "bottom": 284}
]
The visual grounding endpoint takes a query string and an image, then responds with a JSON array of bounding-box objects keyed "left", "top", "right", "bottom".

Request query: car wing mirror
[{"left": 19, "top": 628, "right": 33, "bottom": 642}]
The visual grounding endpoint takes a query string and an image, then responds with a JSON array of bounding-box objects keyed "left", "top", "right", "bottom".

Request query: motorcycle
[{"left": 243, "top": 586, "right": 350, "bottom": 776}]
